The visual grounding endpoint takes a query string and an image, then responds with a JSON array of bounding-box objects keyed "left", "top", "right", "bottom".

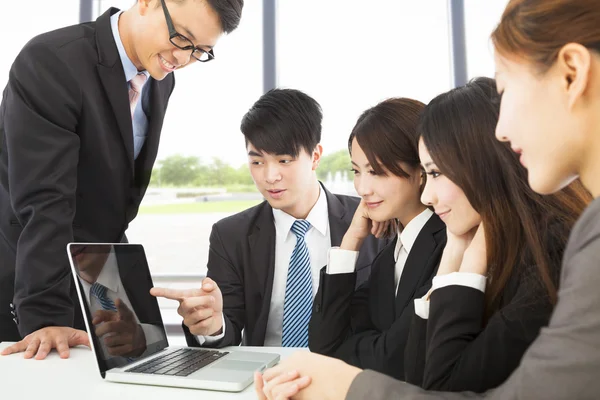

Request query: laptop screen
[{"left": 67, "top": 243, "right": 169, "bottom": 375}]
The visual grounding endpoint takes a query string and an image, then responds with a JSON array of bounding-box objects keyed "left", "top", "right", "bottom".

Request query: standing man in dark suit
[
  {"left": 0, "top": 0, "right": 244, "bottom": 359},
  {"left": 152, "top": 89, "right": 382, "bottom": 348}
]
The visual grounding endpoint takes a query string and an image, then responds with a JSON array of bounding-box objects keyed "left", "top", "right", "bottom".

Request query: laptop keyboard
[{"left": 126, "top": 348, "right": 229, "bottom": 377}]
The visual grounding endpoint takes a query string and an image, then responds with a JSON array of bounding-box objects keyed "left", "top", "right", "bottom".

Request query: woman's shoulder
[{"left": 566, "top": 198, "right": 600, "bottom": 253}]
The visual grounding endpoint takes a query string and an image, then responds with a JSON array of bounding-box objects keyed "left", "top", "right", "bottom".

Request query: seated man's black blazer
[
  {"left": 308, "top": 213, "right": 446, "bottom": 380},
  {"left": 183, "top": 184, "right": 383, "bottom": 347}
]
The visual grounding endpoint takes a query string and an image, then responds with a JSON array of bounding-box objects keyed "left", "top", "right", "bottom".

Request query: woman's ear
[{"left": 556, "top": 43, "right": 592, "bottom": 111}]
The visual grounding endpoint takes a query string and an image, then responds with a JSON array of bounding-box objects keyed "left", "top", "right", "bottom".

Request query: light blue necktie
[
  {"left": 91, "top": 282, "right": 117, "bottom": 312},
  {"left": 281, "top": 220, "right": 313, "bottom": 347}
]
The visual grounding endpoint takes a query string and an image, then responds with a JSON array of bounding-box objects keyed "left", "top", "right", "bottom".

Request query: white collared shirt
[
  {"left": 327, "top": 208, "right": 434, "bottom": 294},
  {"left": 393, "top": 208, "right": 434, "bottom": 293},
  {"left": 198, "top": 185, "right": 331, "bottom": 346},
  {"left": 78, "top": 247, "right": 162, "bottom": 360},
  {"left": 265, "top": 185, "right": 330, "bottom": 346}
]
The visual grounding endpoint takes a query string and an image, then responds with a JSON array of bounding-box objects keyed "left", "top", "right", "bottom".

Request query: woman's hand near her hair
[
  {"left": 340, "top": 200, "right": 393, "bottom": 251},
  {"left": 436, "top": 225, "right": 479, "bottom": 276},
  {"left": 460, "top": 223, "right": 488, "bottom": 276}
]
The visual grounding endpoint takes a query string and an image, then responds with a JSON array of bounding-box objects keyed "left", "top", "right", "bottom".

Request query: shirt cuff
[
  {"left": 432, "top": 272, "right": 486, "bottom": 292},
  {"left": 195, "top": 314, "right": 226, "bottom": 345},
  {"left": 413, "top": 273, "right": 486, "bottom": 320},
  {"left": 326, "top": 247, "right": 359, "bottom": 275},
  {"left": 414, "top": 296, "right": 430, "bottom": 319}
]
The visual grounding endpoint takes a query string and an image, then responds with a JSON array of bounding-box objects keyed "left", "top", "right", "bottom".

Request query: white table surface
[{"left": 0, "top": 342, "right": 299, "bottom": 399}]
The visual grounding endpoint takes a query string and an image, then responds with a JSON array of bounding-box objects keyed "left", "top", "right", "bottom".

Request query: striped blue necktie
[
  {"left": 91, "top": 282, "right": 117, "bottom": 312},
  {"left": 91, "top": 282, "right": 137, "bottom": 361},
  {"left": 281, "top": 219, "right": 312, "bottom": 347}
]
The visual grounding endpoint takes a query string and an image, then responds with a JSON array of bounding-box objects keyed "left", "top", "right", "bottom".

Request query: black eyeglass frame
[{"left": 160, "top": 0, "right": 215, "bottom": 62}]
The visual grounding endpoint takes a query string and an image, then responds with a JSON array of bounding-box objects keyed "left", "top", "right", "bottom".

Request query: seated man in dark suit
[{"left": 152, "top": 89, "right": 382, "bottom": 348}]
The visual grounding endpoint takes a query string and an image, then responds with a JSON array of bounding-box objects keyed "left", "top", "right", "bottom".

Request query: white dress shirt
[
  {"left": 78, "top": 247, "right": 162, "bottom": 360},
  {"left": 327, "top": 208, "right": 434, "bottom": 295},
  {"left": 197, "top": 185, "right": 331, "bottom": 346}
]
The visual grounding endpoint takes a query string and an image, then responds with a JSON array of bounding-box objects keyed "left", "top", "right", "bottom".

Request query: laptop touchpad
[{"left": 216, "top": 360, "right": 265, "bottom": 371}]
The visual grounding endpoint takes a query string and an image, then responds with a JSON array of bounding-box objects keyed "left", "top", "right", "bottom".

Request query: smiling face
[
  {"left": 493, "top": 52, "right": 588, "bottom": 195},
  {"left": 247, "top": 142, "right": 322, "bottom": 218},
  {"left": 419, "top": 139, "right": 481, "bottom": 236},
  {"left": 128, "top": 0, "right": 223, "bottom": 80},
  {"left": 350, "top": 139, "right": 423, "bottom": 225}
]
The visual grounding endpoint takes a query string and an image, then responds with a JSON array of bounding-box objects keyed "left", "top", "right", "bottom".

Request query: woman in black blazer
[
  {"left": 308, "top": 97, "right": 446, "bottom": 380},
  {"left": 405, "top": 77, "right": 592, "bottom": 393}
]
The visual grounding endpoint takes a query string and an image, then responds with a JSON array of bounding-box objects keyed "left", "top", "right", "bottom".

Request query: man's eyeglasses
[{"left": 160, "top": 0, "right": 215, "bottom": 62}]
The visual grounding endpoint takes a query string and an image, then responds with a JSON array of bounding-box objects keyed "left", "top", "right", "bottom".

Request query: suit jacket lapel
[
  {"left": 394, "top": 214, "right": 445, "bottom": 318},
  {"left": 372, "top": 241, "right": 398, "bottom": 327},
  {"left": 95, "top": 7, "right": 134, "bottom": 178},
  {"left": 247, "top": 202, "right": 277, "bottom": 345},
  {"left": 323, "top": 185, "right": 349, "bottom": 246}
]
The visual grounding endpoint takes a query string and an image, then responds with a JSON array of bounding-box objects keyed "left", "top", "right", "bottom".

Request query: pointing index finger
[{"left": 150, "top": 287, "right": 203, "bottom": 301}]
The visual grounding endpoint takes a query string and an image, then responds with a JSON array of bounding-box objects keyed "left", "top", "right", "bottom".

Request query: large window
[
  {"left": 464, "top": 0, "right": 510, "bottom": 79},
  {"left": 0, "top": 1, "right": 79, "bottom": 90},
  {"left": 278, "top": 0, "right": 453, "bottom": 178}
]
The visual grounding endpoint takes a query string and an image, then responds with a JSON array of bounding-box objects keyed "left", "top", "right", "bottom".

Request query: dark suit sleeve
[
  {"left": 5, "top": 42, "right": 82, "bottom": 336},
  {"left": 347, "top": 370, "right": 486, "bottom": 400},
  {"left": 422, "top": 268, "right": 554, "bottom": 392},
  {"left": 337, "top": 282, "right": 432, "bottom": 379},
  {"left": 403, "top": 311, "right": 429, "bottom": 386},
  {"left": 185, "top": 223, "right": 244, "bottom": 348},
  {"left": 309, "top": 268, "right": 370, "bottom": 356},
  {"left": 311, "top": 266, "right": 434, "bottom": 380}
]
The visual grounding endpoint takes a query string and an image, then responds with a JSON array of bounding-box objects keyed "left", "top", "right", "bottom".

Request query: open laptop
[{"left": 66, "top": 242, "right": 280, "bottom": 392}]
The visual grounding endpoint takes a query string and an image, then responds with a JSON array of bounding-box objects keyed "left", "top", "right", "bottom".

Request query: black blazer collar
[
  {"left": 96, "top": 8, "right": 122, "bottom": 68},
  {"left": 248, "top": 201, "right": 277, "bottom": 291},
  {"left": 373, "top": 238, "right": 400, "bottom": 324},
  {"left": 95, "top": 8, "right": 136, "bottom": 175},
  {"left": 322, "top": 184, "right": 351, "bottom": 246},
  {"left": 394, "top": 213, "right": 445, "bottom": 317},
  {"left": 247, "top": 202, "right": 277, "bottom": 344}
]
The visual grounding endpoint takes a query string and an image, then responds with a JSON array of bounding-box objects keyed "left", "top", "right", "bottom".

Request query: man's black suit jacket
[
  {"left": 0, "top": 8, "right": 175, "bottom": 341},
  {"left": 184, "top": 185, "right": 384, "bottom": 347},
  {"left": 308, "top": 213, "right": 446, "bottom": 380}
]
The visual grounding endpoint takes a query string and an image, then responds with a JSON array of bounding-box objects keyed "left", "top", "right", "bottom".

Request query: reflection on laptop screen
[{"left": 68, "top": 244, "right": 168, "bottom": 373}]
